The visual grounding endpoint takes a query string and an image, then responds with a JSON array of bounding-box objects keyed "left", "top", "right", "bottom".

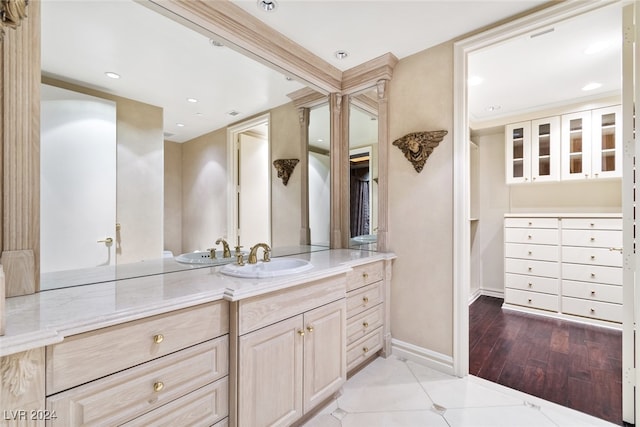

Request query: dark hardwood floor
[{"left": 470, "top": 296, "right": 623, "bottom": 425}]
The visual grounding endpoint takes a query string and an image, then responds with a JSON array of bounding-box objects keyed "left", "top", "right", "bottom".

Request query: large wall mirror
[{"left": 39, "top": 0, "right": 331, "bottom": 290}]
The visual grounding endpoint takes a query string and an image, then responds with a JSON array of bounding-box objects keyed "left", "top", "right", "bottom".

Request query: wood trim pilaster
[
  {"left": 339, "top": 95, "right": 350, "bottom": 249},
  {"left": 376, "top": 79, "right": 390, "bottom": 252},
  {"left": 329, "top": 93, "right": 343, "bottom": 248},
  {"left": 298, "top": 107, "right": 310, "bottom": 245}
]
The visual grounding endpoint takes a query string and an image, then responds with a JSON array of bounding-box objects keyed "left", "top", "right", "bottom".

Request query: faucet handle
[
  {"left": 263, "top": 249, "right": 271, "bottom": 262},
  {"left": 236, "top": 253, "right": 245, "bottom": 266},
  {"left": 207, "top": 248, "right": 217, "bottom": 259},
  {"left": 234, "top": 245, "right": 243, "bottom": 256}
]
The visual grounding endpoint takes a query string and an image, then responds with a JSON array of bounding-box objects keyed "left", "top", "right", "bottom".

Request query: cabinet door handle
[
  {"left": 153, "top": 334, "right": 164, "bottom": 344},
  {"left": 297, "top": 330, "right": 305, "bottom": 337},
  {"left": 153, "top": 381, "right": 164, "bottom": 392},
  {"left": 306, "top": 325, "right": 314, "bottom": 333},
  {"left": 97, "top": 237, "right": 113, "bottom": 245}
]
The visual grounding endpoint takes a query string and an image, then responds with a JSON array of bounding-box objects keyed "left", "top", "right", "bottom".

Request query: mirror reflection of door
[
  {"left": 349, "top": 146, "right": 372, "bottom": 239},
  {"left": 40, "top": 84, "right": 117, "bottom": 273}
]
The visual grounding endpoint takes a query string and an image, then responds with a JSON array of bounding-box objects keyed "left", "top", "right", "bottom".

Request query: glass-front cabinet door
[
  {"left": 531, "top": 116, "right": 560, "bottom": 182},
  {"left": 591, "top": 105, "right": 622, "bottom": 179},
  {"left": 561, "top": 111, "right": 592, "bottom": 180},
  {"left": 505, "top": 121, "right": 531, "bottom": 184}
]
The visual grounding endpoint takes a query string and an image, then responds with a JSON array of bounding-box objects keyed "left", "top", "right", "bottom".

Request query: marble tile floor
[{"left": 303, "top": 355, "right": 618, "bottom": 427}]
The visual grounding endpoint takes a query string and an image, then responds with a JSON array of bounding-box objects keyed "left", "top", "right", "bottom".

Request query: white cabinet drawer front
[
  {"left": 505, "top": 273, "right": 559, "bottom": 295},
  {"left": 504, "top": 288, "right": 559, "bottom": 312},
  {"left": 561, "top": 218, "right": 622, "bottom": 230},
  {"left": 505, "top": 228, "right": 559, "bottom": 245},
  {"left": 562, "top": 263, "right": 622, "bottom": 286},
  {"left": 562, "top": 297, "right": 622, "bottom": 323},
  {"left": 505, "top": 243, "right": 559, "bottom": 262},
  {"left": 46, "top": 301, "right": 229, "bottom": 394},
  {"left": 562, "top": 280, "right": 623, "bottom": 304},
  {"left": 561, "top": 229, "right": 622, "bottom": 249},
  {"left": 346, "top": 261, "right": 384, "bottom": 292},
  {"left": 239, "top": 274, "right": 346, "bottom": 335},
  {"left": 504, "top": 258, "right": 558, "bottom": 278},
  {"left": 346, "top": 303, "right": 384, "bottom": 346},
  {"left": 347, "top": 327, "right": 383, "bottom": 372},
  {"left": 123, "top": 378, "right": 229, "bottom": 427},
  {"left": 48, "top": 337, "right": 229, "bottom": 426},
  {"left": 562, "top": 246, "right": 622, "bottom": 267},
  {"left": 504, "top": 217, "right": 558, "bottom": 229},
  {"left": 346, "top": 281, "right": 384, "bottom": 318}
]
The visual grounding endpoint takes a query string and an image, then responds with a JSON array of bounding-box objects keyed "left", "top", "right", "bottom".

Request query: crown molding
[
  {"left": 287, "top": 87, "right": 327, "bottom": 109},
  {"left": 342, "top": 52, "right": 399, "bottom": 94}
]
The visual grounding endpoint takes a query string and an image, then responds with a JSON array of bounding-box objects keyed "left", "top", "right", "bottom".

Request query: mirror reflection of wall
[{"left": 308, "top": 104, "right": 331, "bottom": 246}]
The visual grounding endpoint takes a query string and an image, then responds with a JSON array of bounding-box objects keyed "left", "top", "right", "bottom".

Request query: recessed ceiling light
[
  {"left": 468, "top": 76, "right": 483, "bottom": 87},
  {"left": 486, "top": 105, "right": 501, "bottom": 112},
  {"left": 209, "top": 39, "right": 224, "bottom": 47},
  {"left": 584, "top": 42, "right": 609, "bottom": 55},
  {"left": 317, "top": 138, "right": 324, "bottom": 143},
  {"left": 227, "top": 110, "right": 241, "bottom": 117},
  {"left": 176, "top": 123, "right": 185, "bottom": 127},
  {"left": 257, "top": 0, "right": 277, "bottom": 12},
  {"left": 335, "top": 50, "right": 349, "bottom": 60},
  {"left": 582, "top": 82, "right": 602, "bottom": 91},
  {"left": 187, "top": 98, "right": 198, "bottom": 103},
  {"left": 195, "top": 112, "right": 203, "bottom": 117},
  {"left": 105, "top": 72, "right": 120, "bottom": 79}
]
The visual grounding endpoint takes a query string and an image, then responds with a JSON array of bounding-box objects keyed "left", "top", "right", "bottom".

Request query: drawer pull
[
  {"left": 363, "top": 321, "right": 369, "bottom": 328},
  {"left": 306, "top": 325, "right": 314, "bottom": 333},
  {"left": 591, "top": 273, "right": 596, "bottom": 278},
  {"left": 590, "top": 223, "right": 595, "bottom": 227},
  {"left": 528, "top": 298, "right": 532, "bottom": 303},
  {"left": 363, "top": 346, "right": 369, "bottom": 353},
  {"left": 590, "top": 255, "right": 596, "bottom": 260},
  {"left": 297, "top": 330, "right": 305, "bottom": 337},
  {"left": 527, "top": 235, "right": 532, "bottom": 240},
  {"left": 153, "top": 381, "right": 164, "bottom": 392},
  {"left": 528, "top": 251, "right": 532, "bottom": 256},
  {"left": 528, "top": 282, "right": 533, "bottom": 288},
  {"left": 528, "top": 222, "right": 532, "bottom": 226},
  {"left": 153, "top": 334, "right": 164, "bottom": 344},
  {"left": 609, "top": 247, "right": 623, "bottom": 253},
  {"left": 590, "top": 308, "right": 596, "bottom": 314},
  {"left": 363, "top": 296, "right": 369, "bottom": 304},
  {"left": 528, "top": 267, "right": 532, "bottom": 272},
  {"left": 590, "top": 237, "right": 596, "bottom": 242},
  {"left": 591, "top": 291, "right": 596, "bottom": 296},
  {"left": 363, "top": 272, "right": 369, "bottom": 279}
]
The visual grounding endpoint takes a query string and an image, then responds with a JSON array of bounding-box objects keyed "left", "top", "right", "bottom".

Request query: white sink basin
[
  {"left": 220, "top": 258, "right": 313, "bottom": 278},
  {"left": 351, "top": 234, "right": 377, "bottom": 244},
  {"left": 175, "top": 251, "right": 236, "bottom": 265}
]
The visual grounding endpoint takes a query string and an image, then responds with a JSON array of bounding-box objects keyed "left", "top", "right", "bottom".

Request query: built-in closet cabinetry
[
  {"left": 504, "top": 214, "right": 623, "bottom": 326},
  {"left": 505, "top": 105, "right": 621, "bottom": 184}
]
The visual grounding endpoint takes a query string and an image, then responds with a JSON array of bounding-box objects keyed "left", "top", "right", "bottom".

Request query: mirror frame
[{"left": 0, "top": 0, "right": 397, "bottom": 298}]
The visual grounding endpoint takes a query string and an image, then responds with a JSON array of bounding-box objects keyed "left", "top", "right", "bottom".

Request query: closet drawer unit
[
  {"left": 561, "top": 229, "right": 622, "bottom": 249},
  {"left": 562, "top": 297, "right": 622, "bottom": 323},
  {"left": 504, "top": 243, "right": 559, "bottom": 262},
  {"left": 561, "top": 218, "right": 622, "bottom": 230},
  {"left": 562, "top": 263, "right": 622, "bottom": 286},
  {"left": 562, "top": 246, "right": 622, "bottom": 267},
  {"left": 562, "top": 280, "right": 623, "bottom": 304},
  {"left": 505, "top": 258, "right": 558, "bottom": 278},
  {"left": 505, "top": 288, "right": 559, "bottom": 312},
  {"left": 47, "top": 336, "right": 229, "bottom": 426},
  {"left": 47, "top": 301, "right": 229, "bottom": 394},
  {"left": 505, "top": 273, "right": 559, "bottom": 295},
  {"left": 346, "top": 327, "right": 383, "bottom": 371},
  {"left": 346, "top": 304, "right": 384, "bottom": 346},
  {"left": 346, "top": 261, "right": 384, "bottom": 291},
  {"left": 346, "top": 281, "right": 384, "bottom": 318},
  {"left": 504, "top": 217, "right": 558, "bottom": 229},
  {"left": 123, "top": 379, "right": 229, "bottom": 427},
  {"left": 504, "top": 228, "right": 559, "bottom": 245}
]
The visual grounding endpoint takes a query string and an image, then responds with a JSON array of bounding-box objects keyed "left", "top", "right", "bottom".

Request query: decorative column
[
  {"left": 329, "top": 93, "right": 343, "bottom": 248},
  {"left": 298, "top": 107, "right": 311, "bottom": 245},
  {"left": 376, "top": 79, "right": 390, "bottom": 252}
]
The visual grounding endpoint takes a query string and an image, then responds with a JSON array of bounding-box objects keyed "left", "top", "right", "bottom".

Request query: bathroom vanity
[{"left": 0, "top": 250, "right": 394, "bottom": 427}]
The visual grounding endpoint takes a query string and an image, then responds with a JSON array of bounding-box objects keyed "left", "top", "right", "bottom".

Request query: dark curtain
[{"left": 350, "top": 169, "right": 370, "bottom": 237}]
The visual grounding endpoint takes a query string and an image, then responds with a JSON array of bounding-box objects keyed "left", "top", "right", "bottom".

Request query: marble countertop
[{"left": 0, "top": 249, "right": 394, "bottom": 357}]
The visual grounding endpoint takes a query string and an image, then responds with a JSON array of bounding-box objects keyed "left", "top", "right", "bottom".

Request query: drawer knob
[
  {"left": 590, "top": 223, "right": 595, "bottom": 227},
  {"left": 528, "top": 282, "right": 533, "bottom": 288},
  {"left": 528, "top": 251, "right": 532, "bottom": 256},
  {"left": 591, "top": 291, "right": 596, "bottom": 296},
  {"left": 590, "top": 308, "right": 596, "bottom": 314},
  {"left": 306, "top": 325, "right": 314, "bottom": 333},
  {"left": 528, "top": 267, "right": 532, "bottom": 272},
  {"left": 363, "top": 346, "right": 369, "bottom": 353},
  {"left": 153, "top": 334, "right": 164, "bottom": 344},
  {"left": 153, "top": 381, "right": 164, "bottom": 392},
  {"left": 527, "top": 235, "right": 532, "bottom": 240},
  {"left": 528, "top": 222, "right": 532, "bottom": 226},
  {"left": 363, "top": 321, "right": 369, "bottom": 328},
  {"left": 363, "top": 296, "right": 369, "bottom": 304},
  {"left": 528, "top": 298, "right": 532, "bottom": 303},
  {"left": 297, "top": 330, "right": 305, "bottom": 337},
  {"left": 363, "top": 272, "right": 368, "bottom": 279},
  {"left": 590, "top": 237, "right": 596, "bottom": 242},
  {"left": 590, "top": 255, "right": 596, "bottom": 260},
  {"left": 591, "top": 273, "right": 596, "bottom": 278}
]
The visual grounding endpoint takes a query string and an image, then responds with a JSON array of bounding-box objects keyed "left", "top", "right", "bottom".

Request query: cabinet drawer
[
  {"left": 504, "top": 258, "right": 558, "bottom": 278},
  {"left": 347, "top": 261, "right": 384, "bottom": 292},
  {"left": 346, "top": 304, "right": 384, "bottom": 346},
  {"left": 562, "top": 296, "right": 622, "bottom": 323},
  {"left": 238, "top": 274, "right": 346, "bottom": 335},
  {"left": 123, "top": 378, "right": 229, "bottom": 427},
  {"left": 46, "top": 301, "right": 229, "bottom": 394},
  {"left": 504, "top": 288, "right": 559, "bottom": 312},
  {"left": 562, "top": 263, "right": 622, "bottom": 286},
  {"left": 562, "top": 280, "right": 623, "bottom": 304},
  {"left": 505, "top": 243, "right": 559, "bottom": 262},
  {"left": 561, "top": 218, "right": 622, "bottom": 230},
  {"left": 504, "top": 217, "right": 558, "bottom": 229},
  {"left": 505, "top": 228, "right": 558, "bottom": 245},
  {"left": 505, "top": 273, "right": 559, "bottom": 295},
  {"left": 48, "top": 336, "right": 229, "bottom": 426},
  {"left": 561, "top": 229, "right": 622, "bottom": 249},
  {"left": 347, "top": 327, "right": 383, "bottom": 372},
  {"left": 562, "top": 246, "right": 622, "bottom": 267},
  {"left": 346, "top": 281, "right": 384, "bottom": 318}
]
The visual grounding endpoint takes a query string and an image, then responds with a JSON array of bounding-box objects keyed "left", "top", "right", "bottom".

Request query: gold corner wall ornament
[
  {"left": 273, "top": 159, "right": 299, "bottom": 186},
  {"left": 0, "top": 0, "right": 29, "bottom": 40},
  {"left": 392, "top": 130, "right": 448, "bottom": 173}
]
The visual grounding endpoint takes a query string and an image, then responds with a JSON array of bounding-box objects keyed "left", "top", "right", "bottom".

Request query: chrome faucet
[
  {"left": 215, "top": 238, "right": 232, "bottom": 258},
  {"left": 248, "top": 243, "right": 271, "bottom": 264}
]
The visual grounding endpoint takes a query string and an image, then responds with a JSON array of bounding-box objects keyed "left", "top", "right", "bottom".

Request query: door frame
[{"left": 452, "top": 0, "right": 633, "bottom": 423}]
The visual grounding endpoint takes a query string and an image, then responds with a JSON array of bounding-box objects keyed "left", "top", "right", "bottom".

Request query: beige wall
[
  {"left": 164, "top": 141, "right": 183, "bottom": 256},
  {"left": 389, "top": 42, "right": 454, "bottom": 357}
]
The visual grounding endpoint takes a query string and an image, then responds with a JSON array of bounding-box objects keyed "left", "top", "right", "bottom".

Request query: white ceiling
[{"left": 41, "top": 0, "right": 620, "bottom": 142}]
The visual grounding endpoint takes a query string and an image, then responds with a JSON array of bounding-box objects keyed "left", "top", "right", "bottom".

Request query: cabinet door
[
  {"left": 531, "top": 116, "right": 560, "bottom": 182},
  {"left": 561, "top": 111, "right": 592, "bottom": 180},
  {"left": 505, "top": 122, "right": 531, "bottom": 184},
  {"left": 238, "top": 315, "right": 304, "bottom": 427},
  {"left": 591, "top": 105, "right": 622, "bottom": 178},
  {"left": 303, "top": 300, "right": 346, "bottom": 412}
]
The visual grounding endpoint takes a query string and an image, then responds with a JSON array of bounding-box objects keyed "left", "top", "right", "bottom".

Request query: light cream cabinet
[
  {"left": 45, "top": 301, "right": 230, "bottom": 426},
  {"left": 504, "top": 214, "right": 623, "bottom": 326},
  {"left": 505, "top": 117, "right": 560, "bottom": 184}
]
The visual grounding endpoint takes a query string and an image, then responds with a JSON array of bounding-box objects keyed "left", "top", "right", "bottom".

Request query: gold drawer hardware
[
  {"left": 297, "top": 330, "right": 305, "bottom": 337},
  {"left": 153, "top": 334, "right": 164, "bottom": 344},
  {"left": 363, "top": 346, "right": 369, "bottom": 353},
  {"left": 362, "top": 321, "right": 369, "bottom": 328},
  {"left": 362, "top": 272, "right": 368, "bottom": 279},
  {"left": 362, "top": 296, "right": 369, "bottom": 304},
  {"left": 306, "top": 325, "right": 314, "bottom": 333},
  {"left": 153, "top": 381, "right": 164, "bottom": 392},
  {"left": 609, "top": 247, "right": 623, "bottom": 253},
  {"left": 97, "top": 237, "right": 113, "bottom": 244}
]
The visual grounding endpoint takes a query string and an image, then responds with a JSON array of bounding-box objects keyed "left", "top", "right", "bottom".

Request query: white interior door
[
  {"left": 238, "top": 132, "right": 270, "bottom": 247},
  {"left": 40, "top": 84, "right": 117, "bottom": 274}
]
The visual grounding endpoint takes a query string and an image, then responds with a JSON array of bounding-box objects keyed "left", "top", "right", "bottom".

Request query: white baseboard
[
  {"left": 468, "top": 288, "right": 504, "bottom": 305},
  {"left": 468, "top": 288, "right": 482, "bottom": 304},
  {"left": 391, "top": 338, "right": 455, "bottom": 376}
]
